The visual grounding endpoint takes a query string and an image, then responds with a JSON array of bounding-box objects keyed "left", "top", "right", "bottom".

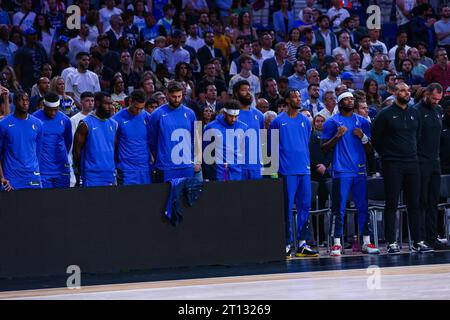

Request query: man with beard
[
  {"left": 269, "top": 89, "right": 319, "bottom": 258},
  {"left": 202, "top": 100, "right": 248, "bottom": 181},
  {"left": 0, "top": 90, "right": 43, "bottom": 191},
  {"left": 414, "top": 83, "right": 448, "bottom": 250},
  {"left": 302, "top": 84, "right": 325, "bottom": 117},
  {"left": 288, "top": 60, "right": 308, "bottom": 92},
  {"left": 33, "top": 92, "right": 72, "bottom": 189},
  {"left": 232, "top": 80, "right": 264, "bottom": 180},
  {"left": 320, "top": 62, "right": 342, "bottom": 94},
  {"left": 197, "top": 31, "right": 224, "bottom": 75},
  {"left": 148, "top": 81, "right": 197, "bottom": 182},
  {"left": 228, "top": 55, "right": 261, "bottom": 108},
  {"left": 321, "top": 92, "right": 380, "bottom": 256},
  {"left": 372, "top": 83, "right": 433, "bottom": 254},
  {"left": 73, "top": 92, "right": 118, "bottom": 187},
  {"left": 434, "top": 4, "right": 450, "bottom": 56},
  {"left": 113, "top": 89, "right": 152, "bottom": 186}
]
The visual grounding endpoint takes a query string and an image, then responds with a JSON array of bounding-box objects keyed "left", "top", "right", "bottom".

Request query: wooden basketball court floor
[{"left": 1, "top": 250, "right": 450, "bottom": 300}]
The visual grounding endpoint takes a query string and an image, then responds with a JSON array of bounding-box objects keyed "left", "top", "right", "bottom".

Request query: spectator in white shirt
[
  {"left": 99, "top": 0, "right": 122, "bottom": 32},
  {"left": 388, "top": 31, "right": 411, "bottom": 62},
  {"left": 327, "top": 0, "right": 350, "bottom": 30},
  {"left": 318, "top": 90, "right": 338, "bottom": 120},
  {"left": 332, "top": 31, "right": 356, "bottom": 65},
  {"left": 320, "top": 62, "right": 342, "bottom": 93},
  {"left": 65, "top": 52, "right": 101, "bottom": 107},
  {"left": 369, "top": 28, "right": 388, "bottom": 55},
  {"left": 261, "top": 33, "right": 275, "bottom": 60},
  {"left": 12, "top": 0, "right": 36, "bottom": 31},
  {"left": 186, "top": 23, "right": 205, "bottom": 52},
  {"left": 68, "top": 24, "right": 92, "bottom": 66}
]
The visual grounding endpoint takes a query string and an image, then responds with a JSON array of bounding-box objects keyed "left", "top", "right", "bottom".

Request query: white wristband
[{"left": 361, "top": 134, "right": 369, "bottom": 145}]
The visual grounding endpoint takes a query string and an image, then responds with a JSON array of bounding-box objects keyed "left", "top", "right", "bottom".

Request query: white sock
[
  {"left": 299, "top": 240, "right": 306, "bottom": 247},
  {"left": 334, "top": 238, "right": 341, "bottom": 246},
  {"left": 363, "top": 236, "right": 371, "bottom": 245}
]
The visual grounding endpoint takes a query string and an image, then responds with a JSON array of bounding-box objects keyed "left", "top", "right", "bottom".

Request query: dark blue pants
[
  {"left": 330, "top": 175, "right": 372, "bottom": 238},
  {"left": 117, "top": 169, "right": 152, "bottom": 185},
  {"left": 241, "top": 168, "right": 262, "bottom": 180},
  {"left": 282, "top": 174, "right": 311, "bottom": 245},
  {"left": 41, "top": 174, "right": 70, "bottom": 189}
]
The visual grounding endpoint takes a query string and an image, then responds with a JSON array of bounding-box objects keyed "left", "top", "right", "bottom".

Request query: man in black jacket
[
  {"left": 372, "top": 82, "right": 433, "bottom": 254},
  {"left": 197, "top": 31, "right": 224, "bottom": 75},
  {"left": 414, "top": 83, "right": 447, "bottom": 250}
]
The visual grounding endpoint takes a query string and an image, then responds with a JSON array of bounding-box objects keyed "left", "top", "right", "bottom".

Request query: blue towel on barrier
[{"left": 164, "top": 177, "right": 204, "bottom": 226}]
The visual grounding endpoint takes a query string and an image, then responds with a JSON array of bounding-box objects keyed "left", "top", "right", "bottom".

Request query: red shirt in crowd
[{"left": 424, "top": 62, "right": 450, "bottom": 90}]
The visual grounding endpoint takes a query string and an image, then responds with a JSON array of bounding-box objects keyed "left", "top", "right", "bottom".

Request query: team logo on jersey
[
  {"left": 144, "top": 120, "right": 147, "bottom": 125},
  {"left": 110, "top": 125, "right": 113, "bottom": 131},
  {"left": 301, "top": 122, "right": 305, "bottom": 128},
  {"left": 184, "top": 112, "right": 187, "bottom": 118},
  {"left": 61, "top": 120, "right": 64, "bottom": 126},
  {"left": 255, "top": 115, "right": 258, "bottom": 120},
  {"left": 411, "top": 116, "right": 414, "bottom": 120},
  {"left": 32, "top": 124, "right": 37, "bottom": 131}
]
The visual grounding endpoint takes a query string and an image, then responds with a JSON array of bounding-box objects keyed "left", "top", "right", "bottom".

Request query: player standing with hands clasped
[{"left": 321, "top": 91, "right": 380, "bottom": 256}]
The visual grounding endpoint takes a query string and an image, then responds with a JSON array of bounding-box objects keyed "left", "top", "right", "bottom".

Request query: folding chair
[
  {"left": 366, "top": 177, "right": 410, "bottom": 249},
  {"left": 310, "top": 180, "right": 331, "bottom": 251},
  {"left": 438, "top": 175, "right": 450, "bottom": 242}
]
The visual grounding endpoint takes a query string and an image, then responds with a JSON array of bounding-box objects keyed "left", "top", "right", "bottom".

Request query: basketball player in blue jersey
[
  {"left": 113, "top": 89, "right": 152, "bottom": 185},
  {"left": 321, "top": 92, "right": 380, "bottom": 256},
  {"left": 33, "top": 93, "right": 72, "bottom": 188},
  {"left": 148, "top": 81, "right": 197, "bottom": 182},
  {"left": 203, "top": 100, "right": 248, "bottom": 181},
  {"left": 269, "top": 89, "right": 319, "bottom": 258},
  {"left": 232, "top": 80, "right": 264, "bottom": 180},
  {"left": 73, "top": 92, "right": 118, "bottom": 187},
  {"left": 0, "top": 90, "right": 43, "bottom": 191}
]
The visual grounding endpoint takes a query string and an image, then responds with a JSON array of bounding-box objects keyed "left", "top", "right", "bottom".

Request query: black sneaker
[
  {"left": 412, "top": 241, "right": 434, "bottom": 253},
  {"left": 295, "top": 244, "right": 319, "bottom": 257},
  {"left": 387, "top": 242, "right": 401, "bottom": 255},
  {"left": 286, "top": 245, "right": 292, "bottom": 258},
  {"left": 431, "top": 240, "right": 450, "bottom": 251}
]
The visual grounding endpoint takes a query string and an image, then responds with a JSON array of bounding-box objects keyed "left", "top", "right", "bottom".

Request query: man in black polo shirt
[
  {"left": 372, "top": 83, "right": 433, "bottom": 254},
  {"left": 414, "top": 83, "right": 447, "bottom": 250}
]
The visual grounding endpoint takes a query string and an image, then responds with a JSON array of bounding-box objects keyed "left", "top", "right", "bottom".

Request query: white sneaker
[
  {"left": 330, "top": 244, "right": 342, "bottom": 256},
  {"left": 361, "top": 243, "right": 380, "bottom": 254}
]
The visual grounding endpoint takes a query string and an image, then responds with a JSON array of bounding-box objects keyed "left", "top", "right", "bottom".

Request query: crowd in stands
[{"left": 0, "top": 0, "right": 450, "bottom": 257}]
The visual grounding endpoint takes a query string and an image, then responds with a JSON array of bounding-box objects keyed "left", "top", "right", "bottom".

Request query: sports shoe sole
[
  {"left": 295, "top": 253, "right": 319, "bottom": 257},
  {"left": 362, "top": 250, "right": 380, "bottom": 255}
]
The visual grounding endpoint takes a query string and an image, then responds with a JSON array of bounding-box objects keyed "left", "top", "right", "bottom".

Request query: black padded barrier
[{"left": 0, "top": 179, "right": 285, "bottom": 278}]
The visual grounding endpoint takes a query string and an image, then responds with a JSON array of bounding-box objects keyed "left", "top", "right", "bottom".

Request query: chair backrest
[
  {"left": 440, "top": 175, "right": 450, "bottom": 199},
  {"left": 311, "top": 180, "right": 319, "bottom": 203},
  {"left": 367, "top": 177, "right": 385, "bottom": 202}
]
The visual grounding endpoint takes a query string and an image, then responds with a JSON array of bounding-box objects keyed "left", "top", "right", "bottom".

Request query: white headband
[
  {"left": 44, "top": 99, "right": 60, "bottom": 108},
  {"left": 337, "top": 91, "right": 354, "bottom": 103},
  {"left": 223, "top": 108, "right": 240, "bottom": 116}
]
